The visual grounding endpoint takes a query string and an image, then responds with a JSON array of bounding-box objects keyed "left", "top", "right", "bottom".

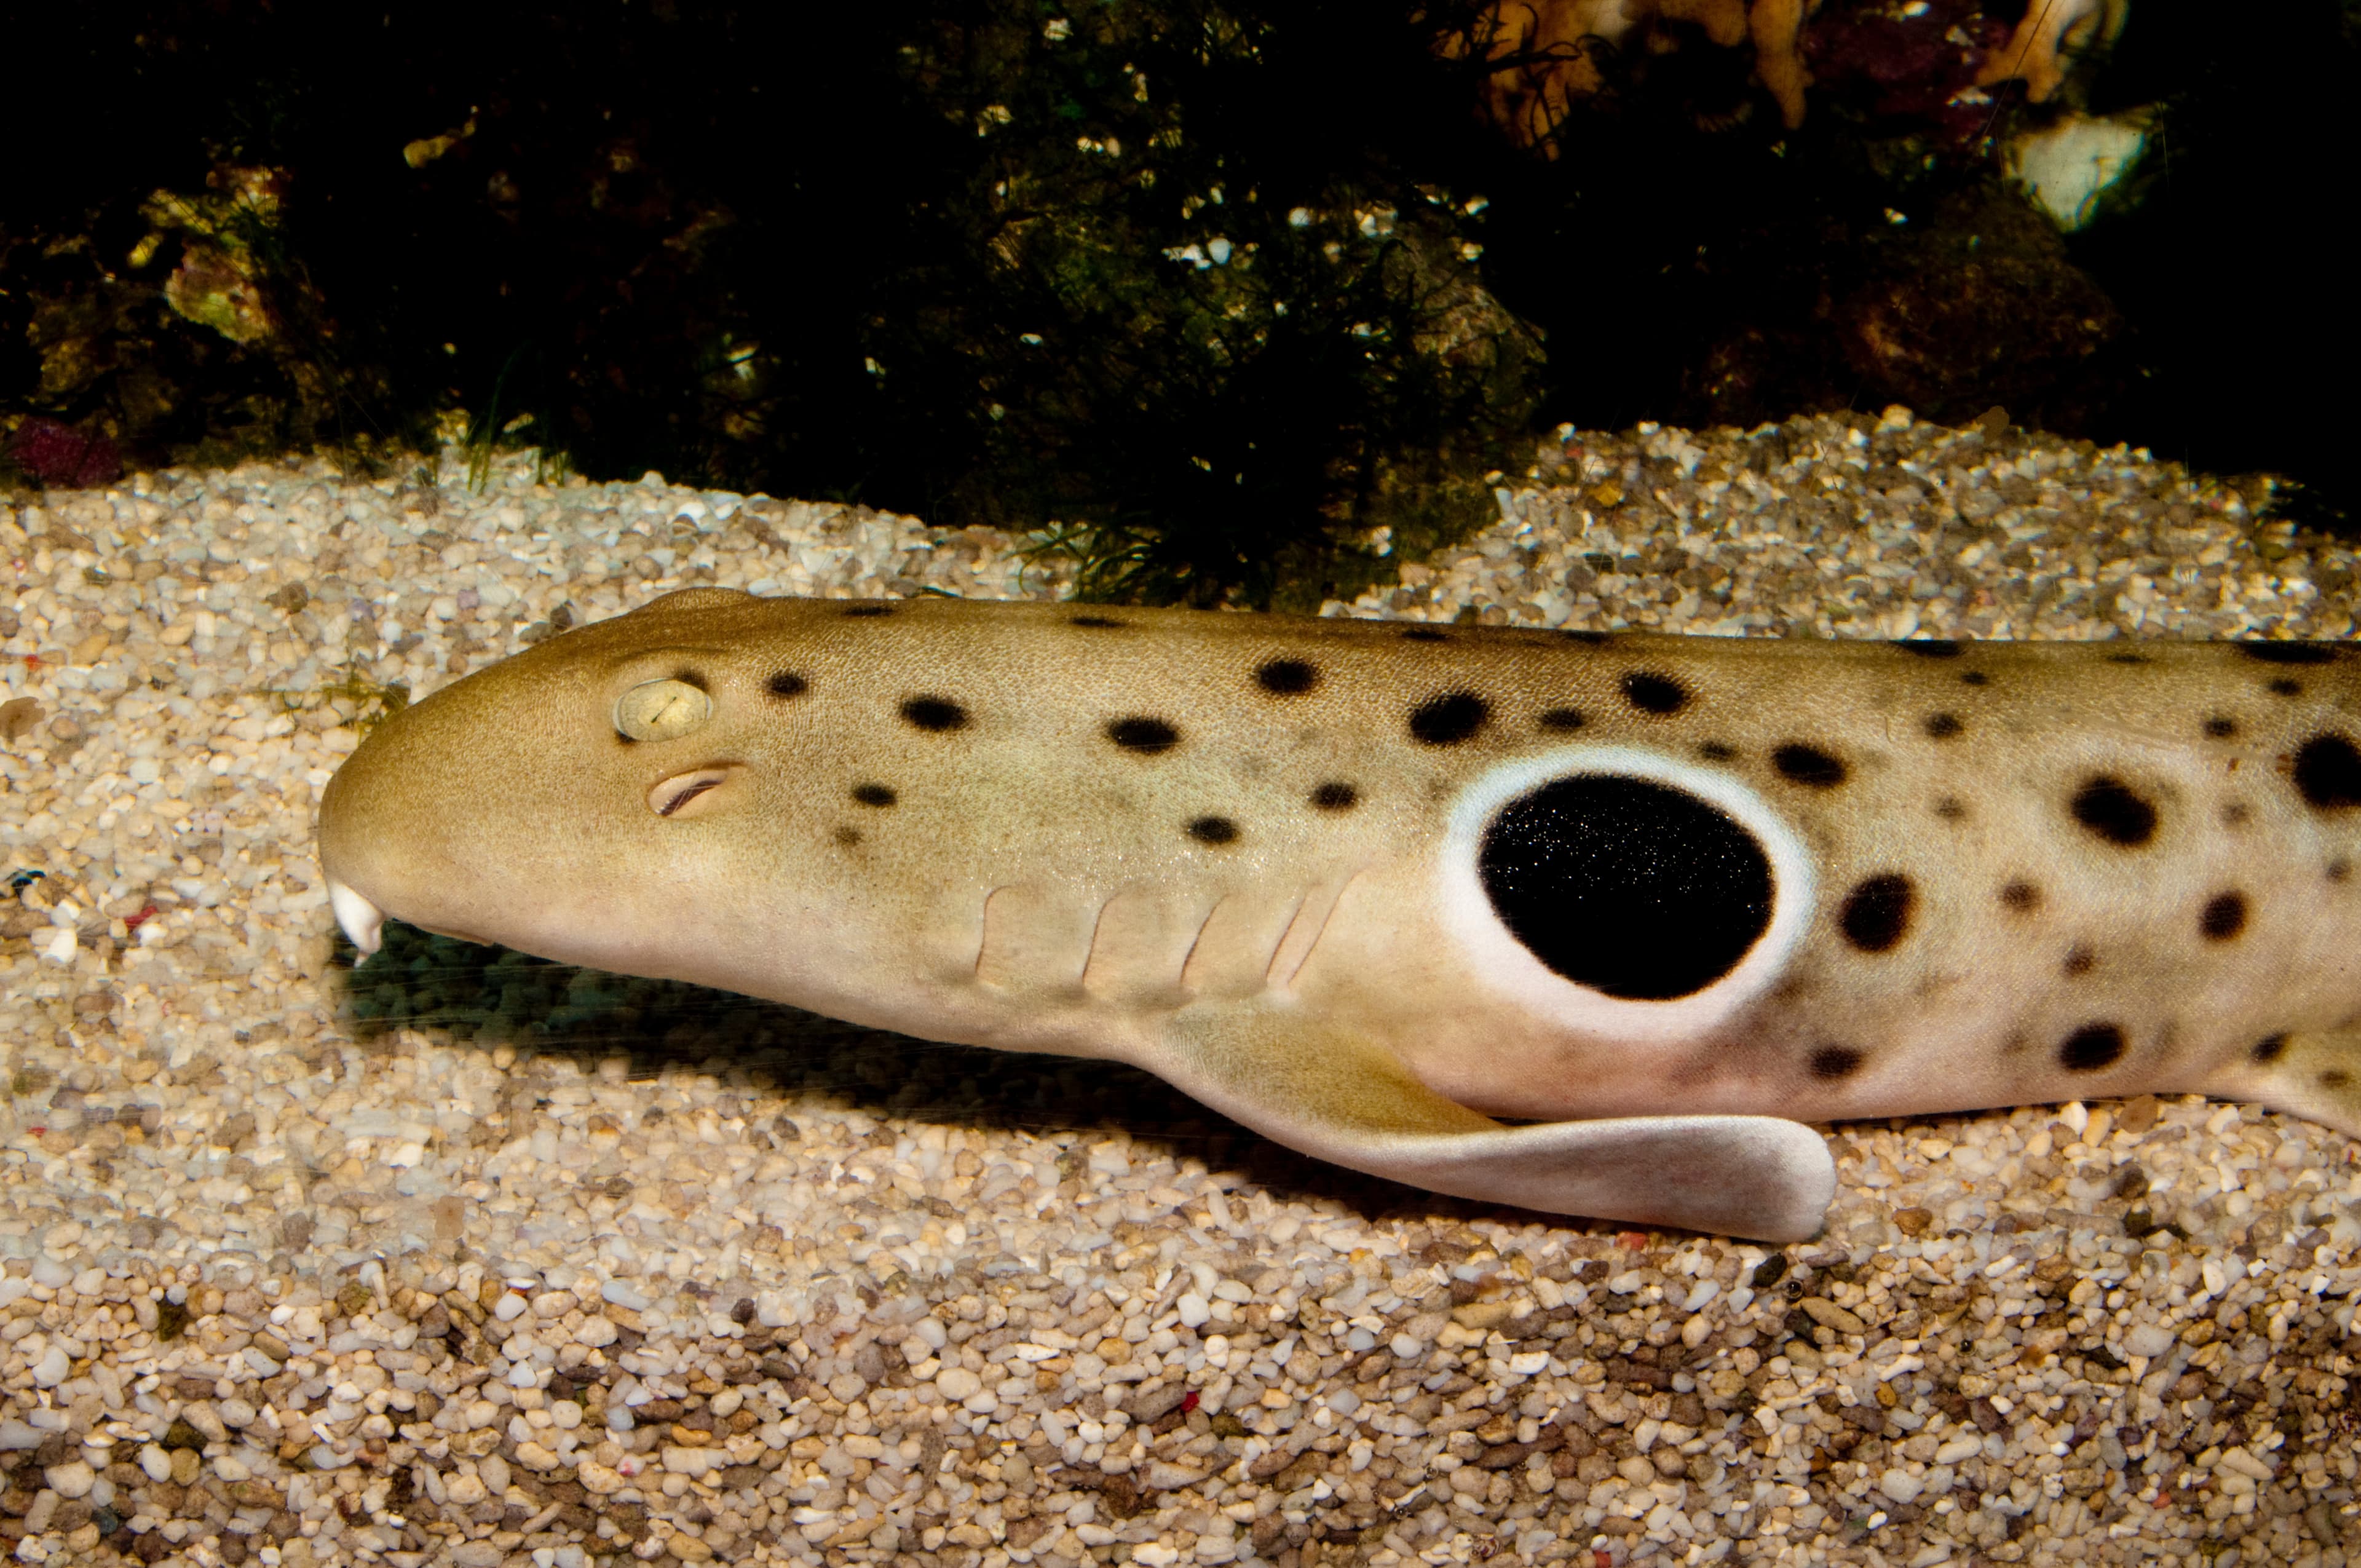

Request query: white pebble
[
  {"left": 1877, "top": 1468, "right": 1924, "bottom": 1505},
  {"left": 1176, "top": 1293, "right": 1210, "bottom": 1329},
  {"left": 44, "top": 1461, "right": 94, "bottom": 1499}
]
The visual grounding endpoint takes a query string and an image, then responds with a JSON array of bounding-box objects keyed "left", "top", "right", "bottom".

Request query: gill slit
[
  {"left": 1268, "top": 869, "right": 1364, "bottom": 991},
  {"left": 1078, "top": 891, "right": 1122, "bottom": 991},
  {"left": 1175, "top": 895, "right": 1227, "bottom": 992},
  {"left": 1258, "top": 892, "right": 1310, "bottom": 989},
  {"left": 973, "top": 885, "right": 1012, "bottom": 978}
]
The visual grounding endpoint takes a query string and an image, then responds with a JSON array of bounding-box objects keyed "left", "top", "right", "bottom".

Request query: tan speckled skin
[{"left": 318, "top": 589, "right": 2361, "bottom": 1225}]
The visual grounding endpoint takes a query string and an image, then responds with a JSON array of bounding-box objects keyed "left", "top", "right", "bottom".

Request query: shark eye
[
  {"left": 649, "top": 767, "right": 735, "bottom": 818},
  {"left": 616, "top": 678, "right": 713, "bottom": 742}
]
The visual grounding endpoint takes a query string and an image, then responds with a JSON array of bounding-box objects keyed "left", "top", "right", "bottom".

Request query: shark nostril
[{"left": 650, "top": 767, "right": 735, "bottom": 818}]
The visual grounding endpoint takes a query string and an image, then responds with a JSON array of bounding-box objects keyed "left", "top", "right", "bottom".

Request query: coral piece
[
  {"left": 2007, "top": 110, "right": 2149, "bottom": 229},
  {"left": 142, "top": 166, "right": 287, "bottom": 346},
  {"left": 1445, "top": 0, "right": 1825, "bottom": 145},
  {"left": 1444, "top": 0, "right": 1627, "bottom": 150},
  {"left": 3, "top": 419, "right": 123, "bottom": 489},
  {"left": 1748, "top": 0, "right": 1816, "bottom": 128},
  {"left": 1835, "top": 188, "right": 2121, "bottom": 418},
  {"left": 1801, "top": 0, "right": 2009, "bottom": 145},
  {"left": 1451, "top": 0, "right": 2127, "bottom": 145},
  {"left": 1975, "top": 0, "right": 2129, "bottom": 103}
]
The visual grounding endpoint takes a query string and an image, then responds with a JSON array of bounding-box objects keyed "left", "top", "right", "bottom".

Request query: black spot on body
[
  {"left": 1960, "top": 671, "right": 1990, "bottom": 687},
  {"left": 1621, "top": 671, "right": 1691, "bottom": 716},
  {"left": 842, "top": 604, "right": 893, "bottom": 618},
  {"left": 1187, "top": 816, "right": 1240, "bottom": 845},
  {"left": 1697, "top": 741, "right": 1736, "bottom": 761},
  {"left": 765, "top": 671, "right": 809, "bottom": 699},
  {"left": 1310, "top": 782, "right": 1359, "bottom": 811},
  {"left": 2199, "top": 892, "right": 2248, "bottom": 940},
  {"left": 851, "top": 783, "right": 897, "bottom": 808},
  {"left": 1070, "top": 615, "right": 1125, "bottom": 628},
  {"left": 1409, "top": 692, "right": 1489, "bottom": 746},
  {"left": 901, "top": 696, "right": 969, "bottom": 732},
  {"left": 2269, "top": 678, "right": 2303, "bottom": 697},
  {"left": 2105, "top": 652, "right": 2148, "bottom": 665},
  {"left": 1923, "top": 713, "right": 1963, "bottom": 740},
  {"left": 1402, "top": 628, "right": 1450, "bottom": 643},
  {"left": 1838, "top": 874, "right": 1914, "bottom": 953},
  {"left": 1809, "top": 1047, "right": 1865, "bottom": 1080},
  {"left": 2222, "top": 801, "right": 2252, "bottom": 826},
  {"left": 1256, "top": 658, "right": 1319, "bottom": 696},
  {"left": 2070, "top": 775, "right": 2158, "bottom": 847},
  {"left": 2062, "top": 945, "right": 2095, "bottom": 978},
  {"left": 1108, "top": 716, "right": 1180, "bottom": 754},
  {"left": 2295, "top": 735, "right": 2361, "bottom": 809},
  {"left": 2204, "top": 716, "right": 2237, "bottom": 739},
  {"left": 1894, "top": 639, "right": 1963, "bottom": 657},
  {"left": 1562, "top": 630, "right": 1613, "bottom": 646},
  {"left": 832, "top": 825, "right": 863, "bottom": 847},
  {"left": 2252, "top": 1034, "right": 2288, "bottom": 1065},
  {"left": 1999, "top": 881, "right": 2040, "bottom": 913},
  {"left": 2333, "top": 858, "right": 2355, "bottom": 884},
  {"left": 1538, "top": 708, "right": 1588, "bottom": 733},
  {"left": 1772, "top": 744, "right": 1847, "bottom": 788},
  {"left": 673, "top": 668, "right": 709, "bottom": 691},
  {"left": 2058, "top": 1024, "right": 2127, "bottom": 1072},
  {"left": 2238, "top": 641, "right": 2339, "bottom": 665},
  {"left": 1478, "top": 774, "right": 1773, "bottom": 1002},
  {"left": 1934, "top": 797, "right": 1968, "bottom": 822},
  {"left": 2323, "top": 1068, "right": 2352, "bottom": 1091}
]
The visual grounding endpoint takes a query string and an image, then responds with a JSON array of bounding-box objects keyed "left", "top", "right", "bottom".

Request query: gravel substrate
[{"left": 4, "top": 408, "right": 2360, "bottom": 1568}]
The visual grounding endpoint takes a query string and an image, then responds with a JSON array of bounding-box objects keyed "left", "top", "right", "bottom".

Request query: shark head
[{"left": 318, "top": 587, "right": 789, "bottom": 986}]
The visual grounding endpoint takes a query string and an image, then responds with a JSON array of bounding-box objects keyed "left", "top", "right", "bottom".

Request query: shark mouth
[{"left": 328, "top": 877, "right": 386, "bottom": 956}]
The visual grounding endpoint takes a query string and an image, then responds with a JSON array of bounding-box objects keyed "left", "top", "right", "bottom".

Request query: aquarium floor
[{"left": 2, "top": 410, "right": 2357, "bottom": 1567}]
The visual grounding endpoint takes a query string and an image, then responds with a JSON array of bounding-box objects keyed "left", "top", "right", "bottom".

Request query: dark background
[{"left": 4, "top": 0, "right": 2354, "bottom": 605}]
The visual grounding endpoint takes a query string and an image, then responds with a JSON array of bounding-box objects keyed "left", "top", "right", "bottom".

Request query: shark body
[{"left": 317, "top": 588, "right": 2361, "bottom": 1239}]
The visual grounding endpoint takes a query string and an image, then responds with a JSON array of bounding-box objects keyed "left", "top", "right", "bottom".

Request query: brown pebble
[{"left": 0, "top": 697, "right": 42, "bottom": 743}]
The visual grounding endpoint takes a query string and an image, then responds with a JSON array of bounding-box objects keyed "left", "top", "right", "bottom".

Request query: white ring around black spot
[{"left": 1435, "top": 746, "right": 1816, "bottom": 1046}]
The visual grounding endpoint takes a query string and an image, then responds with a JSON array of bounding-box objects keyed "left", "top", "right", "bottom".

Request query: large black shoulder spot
[{"left": 1478, "top": 774, "right": 1774, "bottom": 1002}]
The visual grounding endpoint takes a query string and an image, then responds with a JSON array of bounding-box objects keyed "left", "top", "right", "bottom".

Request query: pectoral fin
[
  {"left": 1153, "top": 1003, "right": 1835, "bottom": 1241},
  {"left": 2205, "top": 1026, "right": 2361, "bottom": 1139}
]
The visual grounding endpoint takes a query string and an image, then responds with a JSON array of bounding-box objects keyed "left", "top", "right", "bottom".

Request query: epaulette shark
[{"left": 315, "top": 589, "right": 2361, "bottom": 1240}]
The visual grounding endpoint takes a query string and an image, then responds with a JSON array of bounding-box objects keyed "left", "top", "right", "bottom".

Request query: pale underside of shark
[{"left": 315, "top": 588, "right": 2361, "bottom": 1241}]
